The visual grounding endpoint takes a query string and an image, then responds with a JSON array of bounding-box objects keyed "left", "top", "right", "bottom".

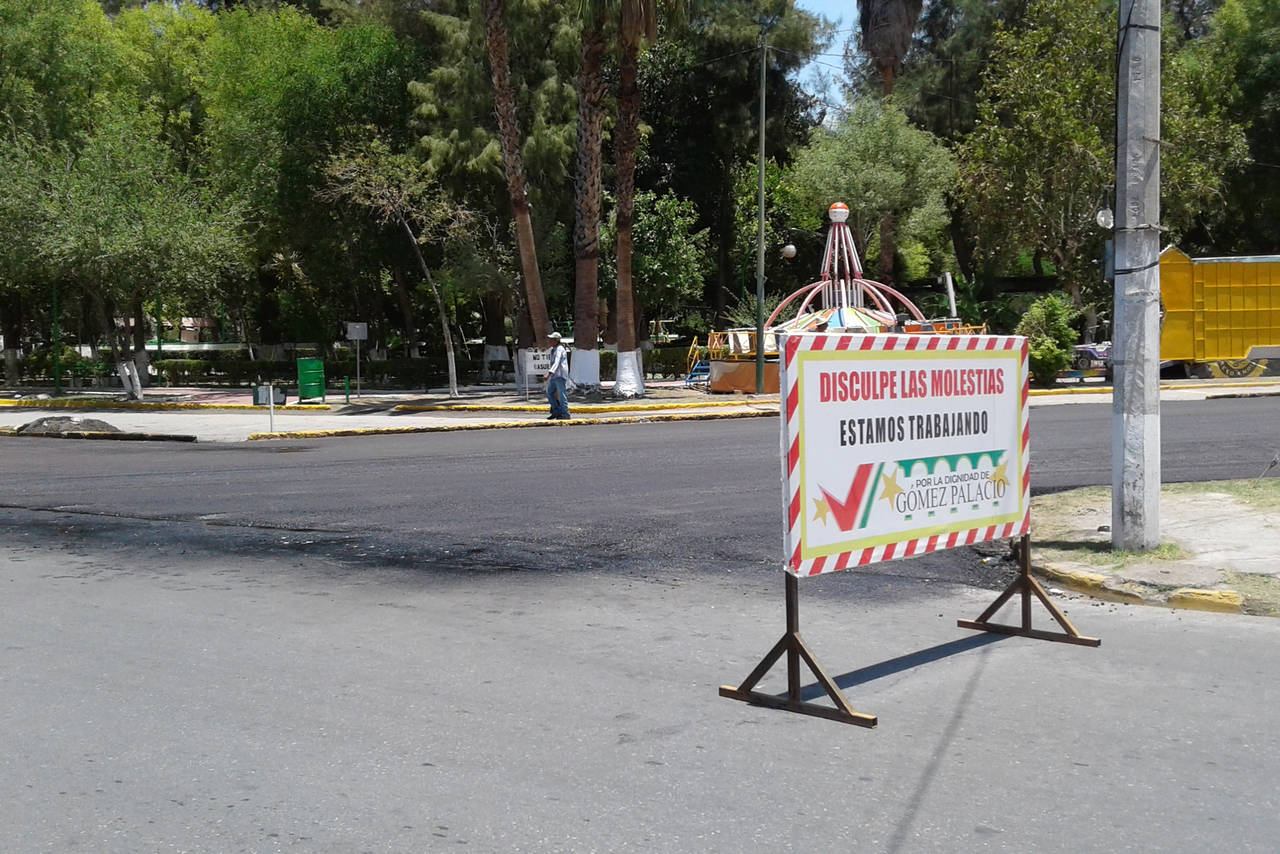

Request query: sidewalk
[
  {"left": 4, "top": 376, "right": 1280, "bottom": 617},
  {"left": 0, "top": 380, "right": 784, "bottom": 442}
]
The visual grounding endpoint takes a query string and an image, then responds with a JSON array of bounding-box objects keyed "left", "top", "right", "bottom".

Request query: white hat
[{"left": 548, "top": 331, "right": 562, "bottom": 340}]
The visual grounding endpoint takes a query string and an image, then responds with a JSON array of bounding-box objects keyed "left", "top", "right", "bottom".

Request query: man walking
[{"left": 544, "top": 332, "right": 571, "bottom": 420}]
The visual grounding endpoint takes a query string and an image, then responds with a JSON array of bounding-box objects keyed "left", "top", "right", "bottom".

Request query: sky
[{"left": 794, "top": 0, "right": 857, "bottom": 108}]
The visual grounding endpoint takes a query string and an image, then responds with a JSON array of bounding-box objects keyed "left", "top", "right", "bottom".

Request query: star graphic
[
  {"left": 813, "top": 496, "right": 831, "bottom": 524},
  {"left": 990, "top": 462, "right": 1010, "bottom": 489},
  {"left": 879, "top": 470, "right": 905, "bottom": 505}
]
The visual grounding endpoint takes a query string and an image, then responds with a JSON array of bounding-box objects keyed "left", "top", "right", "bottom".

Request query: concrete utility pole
[
  {"left": 755, "top": 26, "right": 768, "bottom": 395},
  {"left": 1112, "top": 0, "right": 1161, "bottom": 550}
]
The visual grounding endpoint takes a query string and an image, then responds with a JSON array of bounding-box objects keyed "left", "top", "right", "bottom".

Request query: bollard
[{"left": 345, "top": 376, "right": 350, "bottom": 404}]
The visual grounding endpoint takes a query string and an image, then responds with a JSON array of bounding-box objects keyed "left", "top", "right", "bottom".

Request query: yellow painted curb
[
  {"left": 1039, "top": 564, "right": 1108, "bottom": 591},
  {"left": 1030, "top": 386, "right": 1111, "bottom": 396},
  {"left": 1167, "top": 588, "right": 1244, "bottom": 613},
  {"left": 393, "top": 399, "right": 778, "bottom": 414},
  {"left": 1027, "top": 379, "right": 1280, "bottom": 397},
  {"left": 0, "top": 398, "right": 329, "bottom": 412},
  {"left": 248, "top": 407, "right": 777, "bottom": 440}
]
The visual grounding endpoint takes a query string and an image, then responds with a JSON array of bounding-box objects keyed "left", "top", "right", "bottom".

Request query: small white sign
[
  {"left": 524, "top": 348, "right": 551, "bottom": 388},
  {"left": 345, "top": 322, "right": 368, "bottom": 341}
]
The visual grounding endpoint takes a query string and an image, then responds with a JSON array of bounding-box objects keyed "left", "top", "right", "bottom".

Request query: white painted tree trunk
[
  {"left": 515, "top": 347, "right": 533, "bottom": 393},
  {"left": 116, "top": 359, "right": 143, "bottom": 400},
  {"left": 483, "top": 343, "right": 511, "bottom": 381},
  {"left": 612, "top": 350, "right": 644, "bottom": 398},
  {"left": 132, "top": 349, "right": 151, "bottom": 388},
  {"left": 569, "top": 349, "right": 601, "bottom": 396}
]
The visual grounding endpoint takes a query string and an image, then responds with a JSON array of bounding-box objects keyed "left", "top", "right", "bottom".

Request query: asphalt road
[
  {"left": 3, "top": 397, "right": 1280, "bottom": 852},
  {"left": 2, "top": 517, "right": 1278, "bottom": 853},
  {"left": 2, "top": 398, "right": 1278, "bottom": 583}
]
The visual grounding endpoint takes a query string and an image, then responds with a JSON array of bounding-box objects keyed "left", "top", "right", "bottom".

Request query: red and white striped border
[{"left": 780, "top": 332, "right": 1031, "bottom": 577}]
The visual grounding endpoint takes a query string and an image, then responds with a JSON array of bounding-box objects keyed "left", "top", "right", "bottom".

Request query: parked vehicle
[{"left": 1160, "top": 247, "right": 1280, "bottom": 378}]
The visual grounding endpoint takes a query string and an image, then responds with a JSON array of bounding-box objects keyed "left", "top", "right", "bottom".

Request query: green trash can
[{"left": 297, "top": 357, "right": 325, "bottom": 402}]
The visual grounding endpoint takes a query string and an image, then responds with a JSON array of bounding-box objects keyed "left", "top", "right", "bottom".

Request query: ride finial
[{"left": 828, "top": 202, "right": 850, "bottom": 224}]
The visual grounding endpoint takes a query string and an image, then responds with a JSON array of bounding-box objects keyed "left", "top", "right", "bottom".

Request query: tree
[
  {"left": 482, "top": 0, "right": 553, "bottom": 346},
  {"left": 858, "top": 0, "right": 924, "bottom": 97},
  {"left": 958, "top": 0, "right": 1247, "bottom": 327},
  {"left": 609, "top": 0, "right": 660, "bottom": 398},
  {"left": 1187, "top": 0, "right": 1280, "bottom": 253},
  {"left": 200, "top": 6, "right": 420, "bottom": 356},
  {"left": 857, "top": 0, "right": 925, "bottom": 287},
  {"left": 323, "top": 137, "right": 471, "bottom": 397},
  {"left": 785, "top": 100, "right": 956, "bottom": 285},
  {"left": 0, "top": 136, "right": 48, "bottom": 384},
  {"left": 568, "top": 0, "right": 609, "bottom": 395},
  {"left": 601, "top": 190, "right": 711, "bottom": 334},
  {"left": 39, "top": 110, "right": 247, "bottom": 398},
  {"left": 638, "top": 2, "right": 826, "bottom": 329}
]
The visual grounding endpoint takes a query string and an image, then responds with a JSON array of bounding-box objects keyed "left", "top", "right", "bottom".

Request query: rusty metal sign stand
[
  {"left": 958, "top": 534, "right": 1101, "bottom": 647},
  {"left": 719, "top": 573, "right": 878, "bottom": 728}
]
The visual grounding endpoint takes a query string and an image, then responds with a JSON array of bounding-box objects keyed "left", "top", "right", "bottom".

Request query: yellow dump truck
[{"left": 1160, "top": 246, "right": 1280, "bottom": 378}]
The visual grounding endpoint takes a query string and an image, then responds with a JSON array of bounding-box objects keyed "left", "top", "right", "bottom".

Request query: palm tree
[
  {"left": 570, "top": 2, "right": 609, "bottom": 396},
  {"left": 482, "top": 0, "right": 552, "bottom": 346},
  {"left": 858, "top": 0, "right": 923, "bottom": 96},
  {"left": 859, "top": 0, "right": 924, "bottom": 286},
  {"left": 611, "top": 0, "right": 659, "bottom": 399}
]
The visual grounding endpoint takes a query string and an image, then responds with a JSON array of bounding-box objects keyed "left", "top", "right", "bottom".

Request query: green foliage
[
  {"left": 152, "top": 358, "right": 215, "bottom": 385},
  {"left": 784, "top": 99, "right": 957, "bottom": 279},
  {"left": 722, "top": 291, "right": 786, "bottom": 330},
  {"left": 601, "top": 190, "right": 711, "bottom": 325},
  {"left": 38, "top": 108, "right": 248, "bottom": 318},
  {"left": 960, "top": 0, "right": 1247, "bottom": 308},
  {"left": 1015, "top": 292, "right": 1080, "bottom": 385},
  {"left": 1184, "top": 0, "right": 1280, "bottom": 253}
]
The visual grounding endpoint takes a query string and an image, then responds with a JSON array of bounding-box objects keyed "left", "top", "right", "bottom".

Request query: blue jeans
[{"left": 546, "top": 376, "right": 570, "bottom": 418}]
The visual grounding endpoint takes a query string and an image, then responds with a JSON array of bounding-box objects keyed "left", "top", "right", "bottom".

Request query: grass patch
[
  {"left": 1225, "top": 572, "right": 1280, "bottom": 618},
  {"left": 1088, "top": 542, "right": 1191, "bottom": 566},
  {"left": 1038, "top": 539, "right": 1190, "bottom": 570},
  {"left": 1166, "top": 477, "right": 1280, "bottom": 510}
]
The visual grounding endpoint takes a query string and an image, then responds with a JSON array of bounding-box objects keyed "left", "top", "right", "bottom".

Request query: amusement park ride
[{"left": 695, "top": 203, "right": 983, "bottom": 393}]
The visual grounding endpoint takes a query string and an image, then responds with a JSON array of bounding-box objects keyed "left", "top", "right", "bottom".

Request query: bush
[
  {"left": 153, "top": 359, "right": 213, "bottom": 385},
  {"left": 19, "top": 347, "right": 110, "bottom": 383},
  {"left": 586, "top": 347, "right": 694, "bottom": 381},
  {"left": 1015, "top": 293, "right": 1080, "bottom": 385}
]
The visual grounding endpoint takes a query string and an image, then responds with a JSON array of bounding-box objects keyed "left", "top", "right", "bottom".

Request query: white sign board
[
  {"left": 780, "top": 331, "right": 1029, "bottom": 577},
  {"left": 523, "top": 348, "right": 551, "bottom": 390},
  {"left": 345, "top": 322, "right": 368, "bottom": 341}
]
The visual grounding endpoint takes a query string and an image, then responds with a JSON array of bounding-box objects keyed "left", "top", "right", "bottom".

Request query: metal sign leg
[
  {"left": 720, "top": 574, "right": 878, "bottom": 727},
  {"left": 958, "top": 534, "right": 1101, "bottom": 647}
]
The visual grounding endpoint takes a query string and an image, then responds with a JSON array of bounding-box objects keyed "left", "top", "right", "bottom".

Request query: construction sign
[{"left": 780, "top": 331, "right": 1030, "bottom": 577}]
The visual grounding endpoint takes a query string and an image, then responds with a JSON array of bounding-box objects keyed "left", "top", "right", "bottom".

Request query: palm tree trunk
[
  {"left": 612, "top": 15, "right": 644, "bottom": 399},
  {"left": 571, "top": 14, "right": 607, "bottom": 397},
  {"left": 483, "top": 0, "right": 551, "bottom": 346}
]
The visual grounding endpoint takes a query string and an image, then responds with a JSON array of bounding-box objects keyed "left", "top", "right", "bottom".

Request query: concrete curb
[
  {"left": 0, "top": 429, "right": 196, "bottom": 442},
  {"left": 247, "top": 407, "right": 778, "bottom": 440},
  {"left": 1036, "top": 561, "right": 1244, "bottom": 613}
]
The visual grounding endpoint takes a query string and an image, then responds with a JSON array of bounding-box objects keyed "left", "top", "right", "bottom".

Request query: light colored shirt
[{"left": 547, "top": 344, "right": 570, "bottom": 380}]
